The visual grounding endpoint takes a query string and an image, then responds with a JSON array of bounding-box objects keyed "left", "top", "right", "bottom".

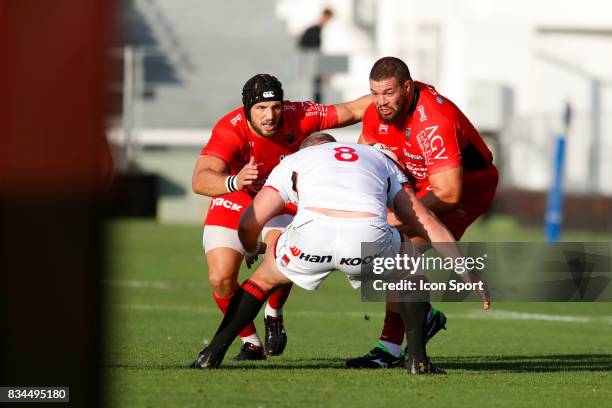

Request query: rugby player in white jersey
[{"left": 190, "top": 133, "right": 489, "bottom": 374}]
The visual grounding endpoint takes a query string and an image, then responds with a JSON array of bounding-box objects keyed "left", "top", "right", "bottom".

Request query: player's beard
[
  {"left": 250, "top": 117, "right": 281, "bottom": 138},
  {"left": 378, "top": 93, "right": 408, "bottom": 124}
]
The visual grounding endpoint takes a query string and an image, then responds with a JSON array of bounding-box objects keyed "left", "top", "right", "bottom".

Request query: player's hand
[
  {"left": 245, "top": 241, "right": 267, "bottom": 269},
  {"left": 477, "top": 279, "right": 491, "bottom": 310},
  {"left": 236, "top": 156, "right": 259, "bottom": 189},
  {"left": 460, "top": 269, "right": 490, "bottom": 310}
]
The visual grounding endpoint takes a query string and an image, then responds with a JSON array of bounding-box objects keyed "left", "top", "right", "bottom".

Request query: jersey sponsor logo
[
  {"left": 288, "top": 245, "right": 331, "bottom": 263},
  {"left": 281, "top": 254, "right": 290, "bottom": 266},
  {"left": 301, "top": 101, "right": 328, "bottom": 117},
  {"left": 284, "top": 104, "right": 296, "bottom": 111},
  {"left": 403, "top": 148, "right": 423, "bottom": 160},
  {"left": 378, "top": 123, "right": 388, "bottom": 134},
  {"left": 405, "top": 162, "right": 428, "bottom": 180},
  {"left": 417, "top": 106, "right": 427, "bottom": 122},
  {"left": 417, "top": 125, "right": 447, "bottom": 165},
  {"left": 230, "top": 113, "right": 243, "bottom": 126},
  {"left": 416, "top": 130, "right": 428, "bottom": 154},
  {"left": 297, "top": 251, "right": 332, "bottom": 263},
  {"left": 210, "top": 198, "right": 243, "bottom": 212},
  {"left": 430, "top": 134, "right": 448, "bottom": 161},
  {"left": 339, "top": 254, "right": 380, "bottom": 266},
  {"left": 263, "top": 91, "right": 275, "bottom": 98}
]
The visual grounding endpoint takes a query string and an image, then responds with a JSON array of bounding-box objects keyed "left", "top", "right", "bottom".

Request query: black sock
[
  {"left": 206, "top": 279, "right": 268, "bottom": 357},
  {"left": 398, "top": 301, "right": 428, "bottom": 361}
]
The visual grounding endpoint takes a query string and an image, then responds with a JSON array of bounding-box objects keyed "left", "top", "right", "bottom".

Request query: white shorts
[
  {"left": 274, "top": 209, "right": 401, "bottom": 290},
  {"left": 203, "top": 214, "right": 294, "bottom": 254}
]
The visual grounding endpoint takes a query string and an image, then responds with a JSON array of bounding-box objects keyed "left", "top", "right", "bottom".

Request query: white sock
[
  {"left": 379, "top": 340, "right": 402, "bottom": 357},
  {"left": 241, "top": 333, "right": 261, "bottom": 347},
  {"left": 265, "top": 303, "right": 281, "bottom": 318}
]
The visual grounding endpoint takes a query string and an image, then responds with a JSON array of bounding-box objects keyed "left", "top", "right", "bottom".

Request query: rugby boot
[
  {"left": 345, "top": 345, "right": 403, "bottom": 368},
  {"left": 190, "top": 348, "right": 224, "bottom": 369},
  {"left": 264, "top": 315, "right": 287, "bottom": 356},
  {"left": 231, "top": 342, "right": 266, "bottom": 361}
]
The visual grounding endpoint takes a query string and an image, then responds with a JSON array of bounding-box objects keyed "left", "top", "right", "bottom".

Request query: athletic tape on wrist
[{"left": 225, "top": 175, "right": 238, "bottom": 193}]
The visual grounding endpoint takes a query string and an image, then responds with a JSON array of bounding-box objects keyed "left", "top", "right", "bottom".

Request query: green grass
[{"left": 106, "top": 217, "right": 612, "bottom": 407}]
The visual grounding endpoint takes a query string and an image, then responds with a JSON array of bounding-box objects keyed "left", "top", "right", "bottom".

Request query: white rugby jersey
[{"left": 264, "top": 142, "right": 409, "bottom": 215}]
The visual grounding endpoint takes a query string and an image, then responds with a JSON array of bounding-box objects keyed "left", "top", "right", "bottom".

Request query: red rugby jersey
[
  {"left": 362, "top": 82, "right": 493, "bottom": 191},
  {"left": 201, "top": 101, "right": 338, "bottom": 196}
]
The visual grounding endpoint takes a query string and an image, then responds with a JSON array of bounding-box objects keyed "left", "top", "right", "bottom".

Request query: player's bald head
[{"left": 300, "top": 132, "right": 336, "bottom": 149}]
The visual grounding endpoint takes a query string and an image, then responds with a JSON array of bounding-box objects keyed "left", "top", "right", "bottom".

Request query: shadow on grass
[
  {"left": 435, "top": 354, "right": 612, "bottom": 373},
  {"left": 107, "top": 354, "right": 612, "bottom": 372},
  {"left": 108, "top": 358, "right": 346, "bottom": 370}
]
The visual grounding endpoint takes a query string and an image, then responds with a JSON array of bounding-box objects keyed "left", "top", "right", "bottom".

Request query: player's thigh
[
  {"left": 203, "top": 226, "right": 244, "bottom": 288},
  {"left": 250, "top": 248, "right": 293, "bottom": 293},
  {"left": 205, "top": 247, "right": 243, "bottom": 290}
]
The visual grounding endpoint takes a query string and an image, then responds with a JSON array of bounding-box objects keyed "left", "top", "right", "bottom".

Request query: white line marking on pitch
[
  {"left": 105, "top": 280, "right": 171, "bottom": 289},
  {"left": 116, "top": 304, "right": 612, "bottom": 324},
  {"left": 104, "top": 280, "right": 207, "bottom": 290},
  {"left": 457, "top": 310, "right": 595, "bottom": 323}
]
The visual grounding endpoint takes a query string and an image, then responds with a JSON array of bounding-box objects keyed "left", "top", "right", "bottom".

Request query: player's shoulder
[
  {"left": 363, "top": 102, "right": 379, "bottom": 121},
  {"left": 415, "top": 81, "right": 460, "bottom": 123},
  {"left": 214, "top": 106, "right": 247, "bottom": 132}
]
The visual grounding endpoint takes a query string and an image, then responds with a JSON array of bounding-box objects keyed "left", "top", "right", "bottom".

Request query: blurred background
[{"left": 108, "top": 0, "right": 612, "bottom": 233}]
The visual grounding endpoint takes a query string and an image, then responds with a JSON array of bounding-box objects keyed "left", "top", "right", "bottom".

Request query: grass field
[{"left": 106, "top": 217, "right": 612, "bottom": 407}]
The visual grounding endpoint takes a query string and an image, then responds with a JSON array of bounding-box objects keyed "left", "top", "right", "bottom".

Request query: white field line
[
  {"left": 104, "top": 280, "right": 207, "bottom": 290},
  {"left": 105, "top": 280, "right": 171, "bottom": 289},
  {"left": 458, "top": 310, "right": 594, "bottom": 323},
  {"left": 116, "top": 303, "right": 612, "bottom": 324}
]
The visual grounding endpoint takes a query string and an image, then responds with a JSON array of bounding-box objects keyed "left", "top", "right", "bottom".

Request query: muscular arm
[
  {"left": 419, "top": 167, "right": 463, "bottom": 214},
  {"left": 393, "top": 188, "right": 457, "bottom": 246},
  {"left": 238, "top": 187, "right": 286, "bottom": 254},
  {"left": 192, "top": 155, "right": 258, "bottom": 197},
  {"left": 192, "top": 155, "right": 229, "bottom": 197},
  {"left": 333, "top": 95, "right": 372, "bottom": 127},
  {"left": 392, "top": 188, "right": 490, "bottom": 308}
]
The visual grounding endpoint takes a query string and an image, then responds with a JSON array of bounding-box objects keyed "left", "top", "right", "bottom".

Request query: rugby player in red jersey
[
  {"left": 192, "top": 74, "right": 371, "bottom": 360},
  {"left": 347, "top": 57, "right": 498, "bottom": 368}
]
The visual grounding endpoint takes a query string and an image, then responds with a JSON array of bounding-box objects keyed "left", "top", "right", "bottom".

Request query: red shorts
[
  {"left": 204, "top": 190, "right": 297, "bottom": 230},
  {"left": 415, "top": 166, "right": 499, "bottom": 240}
]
